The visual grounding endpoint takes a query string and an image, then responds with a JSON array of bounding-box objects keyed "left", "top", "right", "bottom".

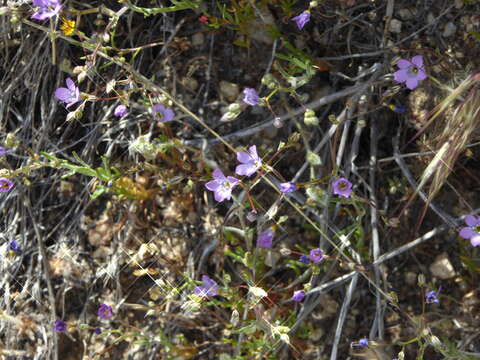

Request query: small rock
[
  {"left": 219, "top": 81, "right": 240, "bottom": 102},
  {"left": 389, "top": 19, "right": 402, "bottom": 34},
  {"left": 191, "top": 32, "right": 204, "bottom": 47},
  {"left": 429, "top": 253, "right": 456, "bottom": 279},
  {"left": 398, "top": 8, "right": 415, "bottom": 21},
  {"left": 442, "top": 22, "right": 457, "bottom": 38}
]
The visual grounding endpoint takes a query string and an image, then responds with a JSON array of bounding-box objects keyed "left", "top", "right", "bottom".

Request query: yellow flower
[{"left": 60, "top": 18, "right": 75, "bottom": 36}]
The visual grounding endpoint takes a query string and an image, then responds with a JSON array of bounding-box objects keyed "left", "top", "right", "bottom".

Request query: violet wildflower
[
  {"left": 242, "top": 88, "right": 259, "bottom": 106},
  {"left": 235, "top": 145, "right": 261, "bottom": 177},
  {"left": 53, "top": 320, "right": 67, "bottom": 333},
  {"left": 459, "top": 215, "right": 480, "bottom": 247},
  {"left": 32, "top": 0, "right": 62, "bottom": 21},
  {"left": 194, "top": 275, "right": 219, "bottom": 297},
  {"left": 152, "top": 104, "right": 175, "bottom": 122},
  {"left": 332, "top": 177, "right": 352, "bottom": 198},
  {"left": 394, "top": 55, "right": 427, "bottom": 90},
  {"left": 93, "top": 328, "right": 102, "bottom": 335},
  {"left": 114, "top": 104, "right": 128, "bottom": 117},
  {"left": 98, "top": 304, "right": 113, "bottom": 319},
  {"left": 0, "top": 178, "right": 14, "bottom": 192},
  {"left": 280, "top": 182, "right": 297, "bottom": 194},
  {"left": 257, "top": 228, "right": 274, "bottom": 248},
  {"left": 359, "top": 338, "right": 369, "bottom": 347},
  {"left": 0, "top": 146, "right": 6, "bottom": 157},
  {"left": 309, "top": 248, "right": 324, "bottom": 263},
  {"left": 425, "top": 290, "right": 439, "bottom": 304},
  {"left": 205, "top": 169, "right": 239, "bottom": 202},
  {"left": 292, "top": 290, "right": 305, "bottom": 302},
  {"left": 55, "top": 78, "right": 80, "bottom": 108},
  {"left": 292, "top": 10, "right": 310, "bottom": 30},
  {"left": 299, "top": 255, "right": 310, "bottom": 264},
  {"left": 9, "top": 240, "right": 20, "bottom": 252}
]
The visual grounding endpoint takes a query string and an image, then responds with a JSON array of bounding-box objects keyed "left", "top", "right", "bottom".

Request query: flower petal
[
  {"left": 394, "top": 69, "right": 409, "bottom": 83},
  {"left": 411, "top": 55, "right": 423, "bottom": 67},
  {"left": 212, "top": 168, "right": 226, "bottom": 182},
  {"left": 205, "top": 180, "right": 220, "bottom": 191},
  {"left": 237, "top": 151, "right": 253, "bottom": 164},
  {"left": 416, "top": 69, "right": 427, "bottom": 81},
  {"left": 459, "top": 227, "right": 475, "bottom": 239},
  {"left": 396, "top": 59, "right": 412, "bottom": 69},
  {"left": 214, "top": 187, "right": 230, "bottom": 202},
  {"left": 470, "top": 235, "right": 480, "bottom": 247},
  {"left": 235, "top": 164, "right": 255, "bottom": 177},
  {"left": 54, "top": 88, "right": 70, "bottom": 101},
  {"left": 465, "top": 215, "right": 479, "bottom": 227},
  {"left": 66, "top": 78, "right": 76, "bottom": 92},
  {"left": 405, "top": 77, "right": 419, "bottom": 90},
  {"left": 227, "top": 176, "right": 239, "bottom": 187},
  {"left": 248, "top": 145, "right": 259, "bottom": 161}
]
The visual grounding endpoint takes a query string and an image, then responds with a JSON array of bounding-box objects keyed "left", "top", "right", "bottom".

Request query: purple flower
[
  {"left": 257, "top": 228, "right": 274, "bottom": 248},
  {"left": 309, "top": 248, "right": 324, "bottom": 263},
  {"left": 55, "top": 78, "right": 80, "bottom": 108},
  {"left": 292, "top": 10, "right": 310, "bottom": 30},
  {"left": 93, "top": 328, "right": 102, "bottom": 335},
  {"left": 53, "top": 320, "right": 67, "bottom": 333},
  {"left": 292, "top": 290, "right": 305, "bottom": 302},
  {"left": 205, "top": 169, "right": 239, "bottom": 202},
  {"left": 299, "top": 255, "right": 310, "bottom": 264},
  {"left": 459, "top": 215, "right": 480, "bottom": 247},
  {"left": 394, "top": 56, "right": 427, "bottom": 90},
  {"left": 235, "top": 145, "right": 261, "bottom": 177},
  {"left": 280, "top": 182, "right": 297, "bottom": 194},
  {"left": 98, "top": 304, "right": 113, "bottom": 319},
  {"left": 194, "top": 275, "right": 219, "bottom": 297},
  {"left": 0, "top": 178, "right": 14, "bottom": 192},
  {"left": 9, "top": 240, "right": 20, "bottom": 252},
  {"left": 32, "top": 0, "right": 62, "bottom": 21},
  {"left": 359, "top": 338, "right": 369, "bottom": 347},
  {"left": 152, "top": 104, "right": 175, "bottom": 122},
  {"left": 425, "top": 290, "right": 439, "bottom": 304},
  {"left": 332, "top": 177, "right": 352, "bottom": 198},
  {"left": 114, "top": 104, "right": 128, "bottom": 117},
  {"left": 393, "top": 105, "right": 407, "bottom": 113},
  {"left": 0, "top": 146, "right": 6, "bottom": 156},
  {"left": 242, "top": 88, "right": 259, "bottom": 106}
]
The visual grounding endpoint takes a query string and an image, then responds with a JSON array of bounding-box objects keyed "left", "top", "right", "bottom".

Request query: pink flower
[
  {"left": 459, "top": 215, "right": 480, "bottom": 247},
  {"left": 205, "top": 169, "right": 239, "bottom": 202},
  {"left": 54, "top": 78, "right": 80, "bottom": 108},
  {"left": 393, "top": 56, "right": 427, "bottom": 90},
  {"left": 332, "top": 177, "right": 352, "bottom": 198},
  {"left": 235, "top": 145, "right": 261, "bottom": 177}
]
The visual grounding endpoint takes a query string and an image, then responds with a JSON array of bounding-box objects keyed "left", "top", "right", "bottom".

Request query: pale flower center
[
  {"left": 222, "top": 181, "right": 231, "bottom": 189},
  {"left": 474, "top": 225, "right": 480, "bottom": 234},
  {"left": 408, "top": 66, "right": 419, "bottom": 75}
]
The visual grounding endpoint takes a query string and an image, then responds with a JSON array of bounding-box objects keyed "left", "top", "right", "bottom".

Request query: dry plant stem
[
  {"left": 369, "top": 107, "right": 384, "bottom": 340},
  {"left": 393, "top": 128, "right": 457, "bottom": 227},
  {"left": 330, "top": 274, "right": 359, "bottom": 360},
  {"left": 24, "top": 194, "right": 58, "bottom": 360}
]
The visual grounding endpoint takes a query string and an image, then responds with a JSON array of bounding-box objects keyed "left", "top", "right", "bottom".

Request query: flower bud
[
  {"left": 306, "top": 152, "right": 322, "bottom": 166},
  {"left": 304, "top": 109, "right": 319, "bottom": 126},
  {"left": 261, "top": 73, "right": 278, "bottom": 89}
]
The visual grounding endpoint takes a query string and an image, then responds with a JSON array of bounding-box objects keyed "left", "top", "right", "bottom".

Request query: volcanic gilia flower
[
  {"left": 394, "top": 55, "right": 427, "bottom": 90},
  {"left": 291, "top": 10, "right": 310, "bottom": 30},
  {"left": 332, "top": 177, "right": 352, "bottom": 198},
  {"left": 257, "top": 228, "right": 274, "bottom": 248},
  {"left": 205, "top": 169, "right": 239, "bottom": 202},
  {"left": 114, "top": 104, "right": 128, "bottom": 117},
  {"left": 459, "top": 215, "right": 480, "bottom": 247},
  {"left": 0, "top": 178, "right": 14, "bottom": 192},
  {"left": 152, "top": 104, "right": 175, "bottom": 122},
  {"left": 292, "top": 290, "right": 305, "bottom": 302},
  {"left": 242, "top": 88, "right": 259, "bottom": 106},
  {"left": 280, "top": 182, "right": 297, "bottom": 194},
  {"left": 194, "top": 275, "right": 219, "bottom": 297},
  {"left": 425, "top": 290, "right": 439, "bottom": 304},
  {"left": 98, "top": 304, "right": 113, "bottom": 319},
  {"left": 235, "top": 145, "right": 261, "bottom": 177},
  {"left": 32, "top": 0, "right": 62, "bottom": 21},
  {"left": 53, "top": 320, "right": 67, "bottom": 333},
  {"left": 309, "top": 248, "right": 324, "bottom": 263},
  {"left": 55, "top": 78, "right": 80, "bottom": 108}
]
